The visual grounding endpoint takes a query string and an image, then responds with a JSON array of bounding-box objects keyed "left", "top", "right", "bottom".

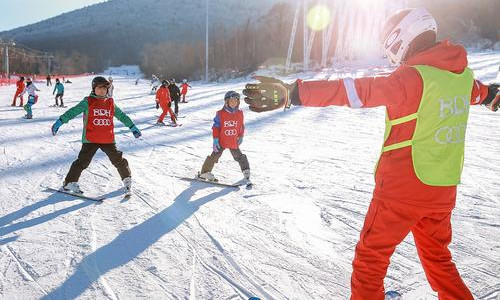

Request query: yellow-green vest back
[{"left": 380, "top": 65, "right": 474, "bottom": 186}]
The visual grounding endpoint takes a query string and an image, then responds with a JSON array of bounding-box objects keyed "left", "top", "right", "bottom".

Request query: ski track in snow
[{"left": 0, "top": 50, "right": 499, "bottom": 299}]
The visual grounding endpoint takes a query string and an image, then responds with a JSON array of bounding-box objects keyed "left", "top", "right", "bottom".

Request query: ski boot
[
  {"left": 242, "top": 169, "right": 252, "bottom": 188},
  {"left": 198, "top": 172, "right": 218, "bottom": 182},
  {"left": 63, "top": 182, "right": 83, "bottom": 194},
  {"left": 123, "top": 177, "right": 132, "bottom": 196}
]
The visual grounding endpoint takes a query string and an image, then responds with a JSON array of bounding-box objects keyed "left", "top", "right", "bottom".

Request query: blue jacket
[{"left": 53, "top": 82, "right": 64, "bottom": 94}]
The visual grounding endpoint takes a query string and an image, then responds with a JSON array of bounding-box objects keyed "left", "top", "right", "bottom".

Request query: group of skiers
[
  {"left": 8, "top": 6, "right": 500, "bottom": 299},
  {"left": 48, "top": 75, "right": 249, "bottom": 197},
  {"left": 153, "top": 77, "right": 192, "bottom": 125}
]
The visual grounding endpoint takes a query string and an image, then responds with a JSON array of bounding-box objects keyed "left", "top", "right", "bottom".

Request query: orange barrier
[{"left": 0, "top": 73, "right": 92, "bottom": 86}]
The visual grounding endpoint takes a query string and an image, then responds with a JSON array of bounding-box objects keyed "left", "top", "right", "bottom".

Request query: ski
[
  {"left": 385, "top": 291, "right": 402, "bottom": 300},
  {"left": 173, "top": 175, "right": 241, "bottom": 188},
  {"left": 45, "top": 187, "right": 105, "bottom": 202}
]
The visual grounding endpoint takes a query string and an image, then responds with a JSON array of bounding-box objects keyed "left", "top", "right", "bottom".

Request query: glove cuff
[{"left": 284, "top": 80, "right": 301, "bottom": 109}]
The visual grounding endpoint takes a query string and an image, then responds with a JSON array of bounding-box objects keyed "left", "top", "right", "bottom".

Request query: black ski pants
[{"left": 65, "top": 143, "right": 130, "bottom": 183}]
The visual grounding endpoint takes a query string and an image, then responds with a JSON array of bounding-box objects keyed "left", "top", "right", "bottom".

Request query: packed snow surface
[{"left": 0, "top": 51, "right": 498, "bottom": 299}]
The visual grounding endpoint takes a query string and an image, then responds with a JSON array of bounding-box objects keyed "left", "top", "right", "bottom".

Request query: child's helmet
[
  {"left": 182, "top": 79, "right": 187, "bottom": 83},
  {"left": 26, "top": 77, "right": 32, "bottom": 82},
  {"left": 224, "top": 90, "right": 240, "bottom": 107},
  {"left": 55, "top": 78, "right": 60, "bottom": 83},
  {"left": 20, "top": 76, "right": 25, "bottom": 81},
  {"left": 92, "top": 76, "right": 110, "bottom": 90},
  {"left": 108, "top": 76, "right": 113, "bottom": 82},
  {"left": 161, "top": 79, "right": 170, "bottom": 86},
  {"left": 170, "top": 78, "right": 176, "bottom": 83},
  {"left": 380, "top": 7, "right": 437, "bottom": 64}
]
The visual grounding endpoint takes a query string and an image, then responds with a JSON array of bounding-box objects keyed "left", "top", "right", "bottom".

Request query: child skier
[
  {"left": 11, "top": 76, "right": 25, "bottom": 106},
  {"left": 155, "top": 80, "right": 177, "bottom": 125},
  {"left": 198, "top": 91, "right": 250, "bottom": 184},
  {"left": 107, "top": 77, "right": 114, "bottom": 98},
  {"left": 52, "top": 78, "right": 65, "bottom": 107},
  {"left": 242, "top": 7, "right": 498, "bottom": 300},
  {"left": 180, "top": 79, "right": 192, "bottom": 103},
  {"left": 21, "top": 78, "right": 40, "bottom": 119},
  {"left": 51, "top": 76, "right": 142, "bottom": 195},
  {"left": 151, "top": 75, "right": 160, "bottom": 94}
]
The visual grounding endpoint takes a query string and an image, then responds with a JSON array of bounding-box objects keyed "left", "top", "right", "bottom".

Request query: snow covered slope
[{"left": 0, "top": 51, "right": 498, "bottom": 299}]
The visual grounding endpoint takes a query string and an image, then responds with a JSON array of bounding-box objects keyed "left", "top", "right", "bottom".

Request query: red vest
[
  {"left": 216, "top": 109, "right": 244, "bottom": 149},
  {"left": 86, "top": 97, "right": 115, "bottom": 143}
]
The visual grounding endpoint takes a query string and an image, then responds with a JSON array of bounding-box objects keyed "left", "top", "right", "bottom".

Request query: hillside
[{"left": 0, "top": 0, "right": 285, "bottom": 70}]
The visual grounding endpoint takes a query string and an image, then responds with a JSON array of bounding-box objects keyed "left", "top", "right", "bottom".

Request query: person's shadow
[
  {"left": 0, "top": 188, "right": 116, "bottom": 245},
  {"left": 41, "top": 182, "right": 235, "bottom": 299}
]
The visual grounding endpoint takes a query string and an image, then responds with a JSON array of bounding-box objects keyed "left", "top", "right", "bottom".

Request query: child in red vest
[
  {"left": 180, "top": 79, "right": 192, "bottom": 103},
  {"left": 11, "top": 76, "right": 25, "bottom": 106},
  {"left": 51, "top": 76, "right": 142, "bottom": 195},
  {"left": 156, "top": 80, "right": 177, "bottom": 125},
  {"left": 198, "top": 91, "right": 250, "bottom": 183}
]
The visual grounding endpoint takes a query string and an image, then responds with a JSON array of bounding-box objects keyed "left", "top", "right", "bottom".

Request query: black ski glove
[
  {"left": 156, "top": 102, "right": 159, "bottom": 109},
  {"left": 243, "top": 76, "right": 300, "bottom": 112},
  {"left": 482, "top": 83, "right": 500, "bottom": 112}
]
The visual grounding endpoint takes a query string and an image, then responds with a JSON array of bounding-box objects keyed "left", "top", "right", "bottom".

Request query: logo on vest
[
  {"left": 434, "top": 95, "right": 468, "bottom": 145},
  {"left": 438, "top": 95, "right": 469, "bottom": 119},
  {"left": 93, "top": 109, "right": 112, "bottom": 117},
  {"left": 434, "top": 124, "right": 466, "bottom": 145},
  {"left": 224, "top": 129, "right": 237, "bottom": 136},
  {"left": 93, "top": 119, "right": 112, "bottom": 126},
  {"left": 224, "top": 120, "right": 238, "bottom": 127}
]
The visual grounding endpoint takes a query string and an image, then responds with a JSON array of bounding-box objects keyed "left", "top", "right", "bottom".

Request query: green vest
[{"left": 380, "top": 65, "right": 474, "bottom": 186}]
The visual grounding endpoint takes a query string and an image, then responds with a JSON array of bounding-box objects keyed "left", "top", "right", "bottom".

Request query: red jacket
[
  {"left": 297, "top": 40, "right": 489, "bottom": 210},
  {"left": 16, "top": 80, "right": 25, "bottom": 92},
  {"left": 155, "top": 86, "right": 171, "bottom": 107},
  {"left": 180, "top": 83, "right": 190, "bottom": 95},
  {"left": 212, "top": 107, "right": 244, "bottom": 149}
]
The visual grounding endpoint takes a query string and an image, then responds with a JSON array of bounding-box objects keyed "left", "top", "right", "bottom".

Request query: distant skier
[
  {"left": 242, "top": 7, "right": 499, "bottom": 300},
  {"left": 198, "top": 91, "right": 250, "bottom": 184},
  {"left": 167, "top": 78, "right": 181, "bottom": 116},
  {"left": 107, "top": 77, "right": 114, "bottom": 98},
  {"left": 150, "top": 75, "right": 160, "bottom": 94},
  {"left": 155, "top": 80, "right": 177, "bottom": 125},
  {"left": 52, "top": 78, "right": 65, "bottom": 107},
  {"left": 46, "top": 74, "right": 52, "bottom": 86},
  {"left": 51, "top": 76, "right": 141, "bottom": 195},
  {"left": 21, "top": 78, "right": 40, "bottom": 119},
  {"left": 180, "top": 79, "right": 192, "bottom": 103},
  {"left": 11, "top": 76, "right": 25, "bottom": 107}
]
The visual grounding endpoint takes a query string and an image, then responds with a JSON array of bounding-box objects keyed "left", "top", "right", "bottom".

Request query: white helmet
[
  {"left": 381, "top": 7, "right": 437, "bottom": 64},
  {"left": 108, "top": 76, "right": 113, "bottom": 82},
  {"left": 182, "top": 79, "right": 187, "bottom": 83}
]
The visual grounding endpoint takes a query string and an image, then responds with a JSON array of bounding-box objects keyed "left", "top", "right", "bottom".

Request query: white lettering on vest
[
  {"left": 93, "top": 119, "right": 112, "bottom": 126},
  {"left": 224, "top": 120, "right": 238, "bottom": 127},
  {"left": 93, "top": 109, "right": 112, "bottom": 117},
  {"left": 438, "top": 95, "right": 468, "bottom": 119},
  {"left": 434, "top": 124, "right": 466, "bottom": 144},
  {"left": 224, "top": 129, "right": 237, "bottom": 136}
]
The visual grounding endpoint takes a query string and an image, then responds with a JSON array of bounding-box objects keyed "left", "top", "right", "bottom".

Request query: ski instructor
[{"left": 242, "top": 7, "right": 499, "bottom": 300}]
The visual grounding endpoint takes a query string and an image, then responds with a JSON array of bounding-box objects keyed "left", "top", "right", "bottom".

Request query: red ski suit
[
  {"left": 12, "top": 80, "right": 25, "bottom": 106},
  {"left": 155, "top": 86, "right": 176, "bottom": 123},
  {"left": 296, "top": 41, "right": 489, "bottom": 300}
]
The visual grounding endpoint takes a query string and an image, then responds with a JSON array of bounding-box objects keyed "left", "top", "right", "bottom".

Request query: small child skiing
[
  {"left": 151, "top": 75, "right": 160, "bottom": 94},
  {"left": 198, "top": 91, "right": 250, "bottom": 184},
  {"left": 107, "top": 77, "right": 114, "bottom": 98},
  {"left": 51, "top": 76, "right": 142, "bottom": 195},
  {"left": 155, "top": 80, "right": 177, "bottom": 125},
  {"left": 180, "top": 79, "right": 192, "bottom": 103},
  {"left": 52, "top": 78, "right": 65, "bottom": 107},
  {"left": 11, "top": 76, "right": 25, "bottom": 106},
  {"left": 21, "top": 78, "right": 40, "bottom": 119}
]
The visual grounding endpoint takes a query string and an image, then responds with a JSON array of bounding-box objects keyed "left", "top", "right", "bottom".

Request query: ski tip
[{"left": 385, "top": 291, "right": 402, "bottom": 300}]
